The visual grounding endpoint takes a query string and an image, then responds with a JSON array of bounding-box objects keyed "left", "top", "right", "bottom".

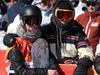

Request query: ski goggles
[
  {"left": 86, "top": 2, "right": 96, "bottom": 7},
  {"left": 24, "top": 16, "right": 41, "bottom": 26},
  {"left": 41, "top": 0, "right": 50, "bottom": 4},
  {"left": 55, "top": 9, "right": 74, "bottom": 21}
]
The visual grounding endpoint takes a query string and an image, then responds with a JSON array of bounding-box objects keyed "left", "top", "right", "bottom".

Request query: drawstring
[
  {"left": 56, "top": 25, "right": 63, "bottom": 62},
  {"left": 56, "top": 26, "right": 59, "bottom": 48},
  {"left": 56, "top": 26, "right": 63, "bottom": 48},
  {"left": 60, "top": 29, "right": 63, "bottom": 47}
]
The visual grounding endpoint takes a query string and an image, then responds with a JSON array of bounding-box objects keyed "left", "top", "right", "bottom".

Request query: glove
[
  {"left": 3, "top": 33, "right": 18, "bottom": 47},
  {"left": 94, "top": 53, "right": 100, "bottom": 74},
  {"left": 73, "top": 64, "right": 87, "bottom": 75},
  {"left": 73, "top": 57, "right": 93, "bottom": 75}
]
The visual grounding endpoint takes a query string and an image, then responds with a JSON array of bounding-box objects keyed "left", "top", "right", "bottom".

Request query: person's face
[
  {"left": 55, "top": 9, "right": 74, "bottom": 24},
  {"left": 59, "top": 18, "right": 70, "bottom": 24},
  {"left": 86, "top": 2, "right": 99, "bottom": 12},
  {"left": 9, "top": 0, "right": 18, "bottom": 5},
  {"left": 41, "top": 0, "right": 51, "bottom": 10},
  {"left": 25, "top": 24, "right": 38, "bottom": 30}
]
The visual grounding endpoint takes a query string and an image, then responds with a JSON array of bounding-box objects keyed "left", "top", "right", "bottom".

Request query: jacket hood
[{"left": 51, "top": 0, "right": 75, "bottom": 30}]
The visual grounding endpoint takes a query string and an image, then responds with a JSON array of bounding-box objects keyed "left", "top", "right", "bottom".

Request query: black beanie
[{"left": 57, "top": 1, "right": 73, "bottom": 10}]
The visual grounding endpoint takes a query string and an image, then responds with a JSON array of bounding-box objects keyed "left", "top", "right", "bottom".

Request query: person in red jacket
[{"left": 76, "top": 0, "right": 100, "bottom": 55}]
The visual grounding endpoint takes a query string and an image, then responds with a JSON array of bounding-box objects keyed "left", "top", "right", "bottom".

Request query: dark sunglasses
[
  {"left": 86, "top": 3, "right": 96, "bottom": 7},
  {"left": 24, "top": 16, "right": 41, "bottom": 26}
]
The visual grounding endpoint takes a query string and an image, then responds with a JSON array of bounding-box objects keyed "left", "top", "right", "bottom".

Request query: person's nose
[
  {"left": 63, "top": 18, "right": 67, "bottom": 21},
  {"left": 32, "top": 24, "right": 38, "bottom": 27}
]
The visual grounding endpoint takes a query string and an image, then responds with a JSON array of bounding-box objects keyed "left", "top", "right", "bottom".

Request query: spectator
[
  {"left": 3, "top": 0, "right": 18, "bottom": 9},
  {"left": 43, "top": 0, "right": 94, "bottom": 75},
  {"left": 1, "top": 13, "right": 8, "bottom": 32},
  {"left": 0, "top": 0, "right": 7, "bottom": 15},
  {"left": 31, "top": 0, "right": 41, "bottom": 5},
  {"left": 1, "top": 0, "right": 18, "bottom": 32},
  {"left": 70, "top": 0, "right": 87, "bottom": 19},
  {"left": 76, "top": 0, "right": 100, "bottom": 55},
  {"left": 0, "top": 0, "right": 18, "bottom": 50},
  {"left": 35, "top": 0, "right": 54, "bottom": 26},
  {"left": 0, "top": 0, "right": 7, "bottom": 29},
  {"left": 3, "top": 5, "right": 59, "bottom": 75}
]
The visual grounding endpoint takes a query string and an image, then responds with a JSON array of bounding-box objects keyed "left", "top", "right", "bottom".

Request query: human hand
[
  {"left": 3, "top": 33, "right": 18, "bottom": 47},
  {"left": 47, "top": 70, "right": 59, "bottom": 75}
]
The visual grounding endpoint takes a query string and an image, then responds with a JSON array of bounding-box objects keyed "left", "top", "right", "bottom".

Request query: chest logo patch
[{"left": 91, "top": 22, "right": 98, "bottom": 27}]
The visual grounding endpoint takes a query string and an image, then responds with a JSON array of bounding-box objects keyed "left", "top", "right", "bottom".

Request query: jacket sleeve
[
  {"left": 8, "top": 46, "right": 47, "bottom": 75},
  {"left": 49, "top": 50, "right": 59, "bottom": 71},
  {"left": 77, "top": 30, "right": 94, "bottom": 68}
]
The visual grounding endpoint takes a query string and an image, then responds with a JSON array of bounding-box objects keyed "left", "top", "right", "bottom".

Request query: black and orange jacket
[{"left": 5, "top": 37, "right": 33, "bottom": 68}]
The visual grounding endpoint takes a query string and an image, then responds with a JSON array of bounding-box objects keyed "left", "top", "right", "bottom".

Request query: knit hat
[{"left": 57, "top": 1, "right": 73, "bottom": 10}]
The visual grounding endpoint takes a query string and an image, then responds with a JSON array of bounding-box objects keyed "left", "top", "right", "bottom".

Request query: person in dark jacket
[
  {"left": 3, "top": 5, "right": 59, "bottom": 75},
  {"left": 42, "top": 0, "right": 94, "bottom": 75}
]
